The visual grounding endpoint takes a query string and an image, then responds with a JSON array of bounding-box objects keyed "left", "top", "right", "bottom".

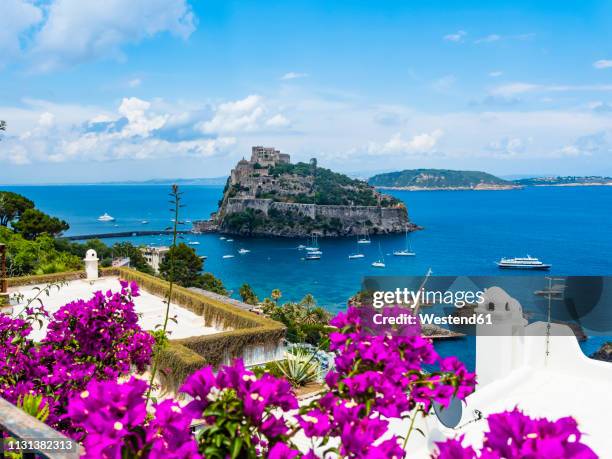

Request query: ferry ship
[{"left": 496, "top": 256, "right": 551, "bottom": 270}]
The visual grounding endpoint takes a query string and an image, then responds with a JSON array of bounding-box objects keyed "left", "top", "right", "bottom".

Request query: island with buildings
[{"left": 194, "top": 146, "right": 415, "bottom": 237}]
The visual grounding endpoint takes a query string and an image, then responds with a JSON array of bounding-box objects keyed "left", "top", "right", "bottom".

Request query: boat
[
  {"left": 357, "top": 232, "right": 371, "bottom": 244},
  {"left": 188, "top": 241, "right": 200, "bottom": 246},
  {"left": 97, "top": 213, "right": 115, "bottom": 222},
  {"left": 305, "top": 253, "right": 321, "bottom": 260},
  {"left": 348, "top": 244, "right": 365, "bottom": 259},
  {"left": 226, "top": 239, "right": 234, "bottom": 242},
  {"left": 222, "top": 254, "right": 235, "bottom": 259},
  {"left": 141, "top": 220, "right": 149, "bottom": 224},
  {"left": 371, "top": 243, "right": 386, "bottom": 268},
  {"left": 297, "top": 244, "right": 306, "bottom": 250},
  {"left": 393, "top": 231, "right": 416, "bottom": 256},
  {"left": 496, "top": 256, "right": 551, "bottom": 270},
  {"left": 238, "top": 248, "right": 250, "bottom": 254},
  {"left": 219, "top": 236, "right": 226, "bottom": 240},
  {"left": 305, "top": 234, "right": 322, "bottom": 253}
]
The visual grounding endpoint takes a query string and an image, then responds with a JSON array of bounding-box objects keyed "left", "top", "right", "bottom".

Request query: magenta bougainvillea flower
[
  {"left": 435, "top": 407, "right": 598, "bottom": 459},
  {"left": 0, "top": 281, "right": 154, "bottom": 430}
]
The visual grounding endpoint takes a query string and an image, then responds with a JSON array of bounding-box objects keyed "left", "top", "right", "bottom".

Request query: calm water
[{"left": 5, "top": 184, "right": 612, "bottom": 366}]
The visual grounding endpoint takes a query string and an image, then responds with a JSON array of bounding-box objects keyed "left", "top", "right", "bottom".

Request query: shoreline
[{"left": 375, "top": 185, "right": 522, "bottom": 192}]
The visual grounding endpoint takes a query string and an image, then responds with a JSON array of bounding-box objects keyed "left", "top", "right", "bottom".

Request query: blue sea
[{"left": 5, "top": 184, "right": 612, "bottom": 367}]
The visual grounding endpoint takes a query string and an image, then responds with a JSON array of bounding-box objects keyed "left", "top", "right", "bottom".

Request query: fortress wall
[
  {"left": 224, "top": 198, "right": 409, "bottom": 233},
  {"left": 225, "top": 198, "right": 272, "bottom": 215}
]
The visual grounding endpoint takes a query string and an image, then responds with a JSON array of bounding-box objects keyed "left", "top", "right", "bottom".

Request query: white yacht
[
  {"left": 219, "top": 236, "right": 226, "bottom": 240},
  {"left": 141, "top": 220, "right": 149, "bottom": 224},
  {"left": 222, "top": 254, "right": 235, "bottom": 259},
  {"left": 226, "top": 238, "right": 234, "bottom": 242},
  {"left": 393, "top": 231, "right": 416, "bottom": 256},
  {"left": 188, "top": 241, "right": 200, "bottom": 246},
  {"left": 348, "top": 253, "right": 365, "bottom": 259},
  {"left": 496, "top": 256, "right": 551, "bottom": 270},
  {"left": 97, "top": 213, "right": 115, "bottom": 222},
  {"left": 305, "top": 253, "right": 321, "bottom": 260},
  {"left": 238, "top": 248, "right": 250, "bottom": 254}
]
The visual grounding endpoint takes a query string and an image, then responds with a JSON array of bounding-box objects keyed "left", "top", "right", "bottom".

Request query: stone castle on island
[{"left": 194, "top": 146, "right": 415, "bottom": 237}]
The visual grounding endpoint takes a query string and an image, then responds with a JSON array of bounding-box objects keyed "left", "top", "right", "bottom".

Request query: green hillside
[{"left": 368, "top": 169, "right": 513, "bottom": 189}]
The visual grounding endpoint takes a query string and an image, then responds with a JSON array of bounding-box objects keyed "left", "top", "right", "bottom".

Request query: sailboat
[
  {"left": 305, "top": 234, "right": 322, "bottom": 255},
  {"left": 348, "top": 243, "right": 365, "bottom": 259},
  {"left": 393, "top": 231, "right": 416, "bottom": 256},
  {"left": 357, "top": 226, "right": 371, "bottom": 244},
  {"left": 371, "top": 243, "right": 386, "bottom": 268}
]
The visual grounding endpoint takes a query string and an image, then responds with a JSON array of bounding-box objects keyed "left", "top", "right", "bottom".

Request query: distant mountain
[
  {"left": 95, "top": 177, "right": 228, "bottom": 186},
  {"left": 513, "top": 176, "right": 612, "bottom": 186},
  {"left": 368, "top": 169, "right": 519, "bottom": 190}
]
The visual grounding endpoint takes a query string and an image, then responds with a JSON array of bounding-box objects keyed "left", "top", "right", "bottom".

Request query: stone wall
[{"left": 221, "top": 198, "right": 411, "bottom": 236}]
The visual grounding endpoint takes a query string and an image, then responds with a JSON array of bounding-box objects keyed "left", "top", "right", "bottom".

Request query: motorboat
[
  {"left": 222, "top": 254, "right": 235, "bottom": 259},
  {"left": 348, "top": 253, "right": 365, "bottom": 259},
  {"left": 238, "top": 248, "right": 251, "bottom": 254},
  {"left": 97, "top": 213, "right": 115, "bottom": 222},
  {"left": 188, "top": 241, "right": 200, "bottom": 246}
]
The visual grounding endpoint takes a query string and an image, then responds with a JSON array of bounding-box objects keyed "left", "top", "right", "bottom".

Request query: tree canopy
[
  {"left": 158, "top": 242, "right": 203, "bottom": 287},
  {"left": 0, "top": 191, "right": 35, "bottom": 227},
  {"left": 12, "top": 208, "right": 69, "bottom": 240}
]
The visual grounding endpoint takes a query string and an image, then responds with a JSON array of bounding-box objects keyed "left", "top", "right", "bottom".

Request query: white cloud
[
  {"left": 443, "top": 30, "right": 466, "bottom": 42},
  {"left": 266, "top": 114, "right": 291, "bottom": 128},
  {"left": 281, "top": 72, "right": 308, "bottom": 80},
  {"left": 128, "top": 78, "right": 142, "bottom": 88},
  {"left": 475, "top": 34, "right": 501, "bottom": 44},
  {"left": 432, "top": 75, "right": 456, "bottom": 92},
  {"left": 29, "top": 0, "right": 195, "bottom": 71},
  {"left": 487, "top": 137, "right": 528, "bottom": 156},
  {"left": 490, "top": 82, "right": 612, "bottom": 96},
  {"left": 198, "top": 95, "right": 291, "bottom": 134},
  {"left": 0, "top": 0, "right": 43, "bottom": 63},
  {"left": 593, "top": 59, "right": 612, "bottom": 69},
  {"left": 0, "top": 97, "right": 236, "bottom": 165},
  {"left": 488, "top": 71, "right": 503, "bottom": 77},
  {"left": 368, "top": 130, "right": 444, "bottom": 156}
]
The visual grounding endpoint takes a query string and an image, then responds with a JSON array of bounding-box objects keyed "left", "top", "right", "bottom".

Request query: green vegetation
[
  {"left": 261, "top": 292, "right": 331, "bottom": 346},
  {"left": 268, "top": 162, "right": 399, "bottom": 206},
  {"left": 194, "top": 272, "right": 228, "bottom": 296},
  {"left": 11, "top": 208, "right": 69, "bottom": 239},
  {"left": 368, "top": 168, "right": 512, "bottom": 189},
  {"left": 0, "top": 226, "right": 82, "bottom": 276},
  {"left": 0, "top": 191, "right": 34, "bottom": 226},
  {"left": 158, "top": 241, "right": 227, "bottom": 295},
  {"left": 254, "top": 347, "right": 322, "bottom": 387},
  {"left": 239, "top": 283, "right": 259, "bottom": 305},
  {"left": 222, "top": 207, "right": 350, "bottom": 236}
]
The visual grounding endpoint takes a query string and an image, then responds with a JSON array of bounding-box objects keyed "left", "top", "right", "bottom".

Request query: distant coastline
[{"left": 375, "top": 184, "right": 521, "bottom": 192}]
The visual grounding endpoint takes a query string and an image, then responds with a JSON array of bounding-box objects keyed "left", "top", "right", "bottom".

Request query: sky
[{"left": 1, "top": 0, "right": 612, "bottom": 184}]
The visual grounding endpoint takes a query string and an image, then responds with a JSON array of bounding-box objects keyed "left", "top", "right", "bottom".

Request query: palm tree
[{"left": 271, "top": 288, "right": 282, "bottom": 304}]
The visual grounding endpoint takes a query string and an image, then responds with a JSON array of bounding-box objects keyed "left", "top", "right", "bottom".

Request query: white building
[{"left": 140, "top": 246, "right": 169, "bottom": 274}]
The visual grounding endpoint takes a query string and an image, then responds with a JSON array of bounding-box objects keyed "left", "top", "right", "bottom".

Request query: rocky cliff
[{"left": 199, "top": 146, "right": 415, "bottom": 237}]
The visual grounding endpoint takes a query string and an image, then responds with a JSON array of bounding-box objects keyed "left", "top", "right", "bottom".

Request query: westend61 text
[{"left": 372, "top": 312, "right": 493, "bottom": 326}]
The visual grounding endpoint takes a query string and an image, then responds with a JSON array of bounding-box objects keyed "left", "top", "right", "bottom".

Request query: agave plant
[{"left": 274, "top": 347, "right": 322, "bottom": 387}]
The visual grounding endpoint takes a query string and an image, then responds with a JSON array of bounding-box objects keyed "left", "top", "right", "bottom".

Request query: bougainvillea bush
[
  {"left": 0, "top": 281, "right": 154, "bottom": 431},
  {"left": 435, "top": 407, "right": 597, "bottom": 459},
  {"left": 1, "top": 285, "right": 597, "bottom": 459}
]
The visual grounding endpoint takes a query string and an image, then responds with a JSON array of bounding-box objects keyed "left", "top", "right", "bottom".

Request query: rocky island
[
  {"left": 369, "top": 169, "right": 521, "bottom": 191},
  {"left": 194, "top": 146, "right": 415, "bottom": 237}
]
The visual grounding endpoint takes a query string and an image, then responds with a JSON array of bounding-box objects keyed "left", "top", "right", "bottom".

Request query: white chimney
[
  {"left": 84, "top": 249, "right": 99, "bottom": 281},
  {"left": 475, "top": 286, "right": 528, "bottom": 388}
]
